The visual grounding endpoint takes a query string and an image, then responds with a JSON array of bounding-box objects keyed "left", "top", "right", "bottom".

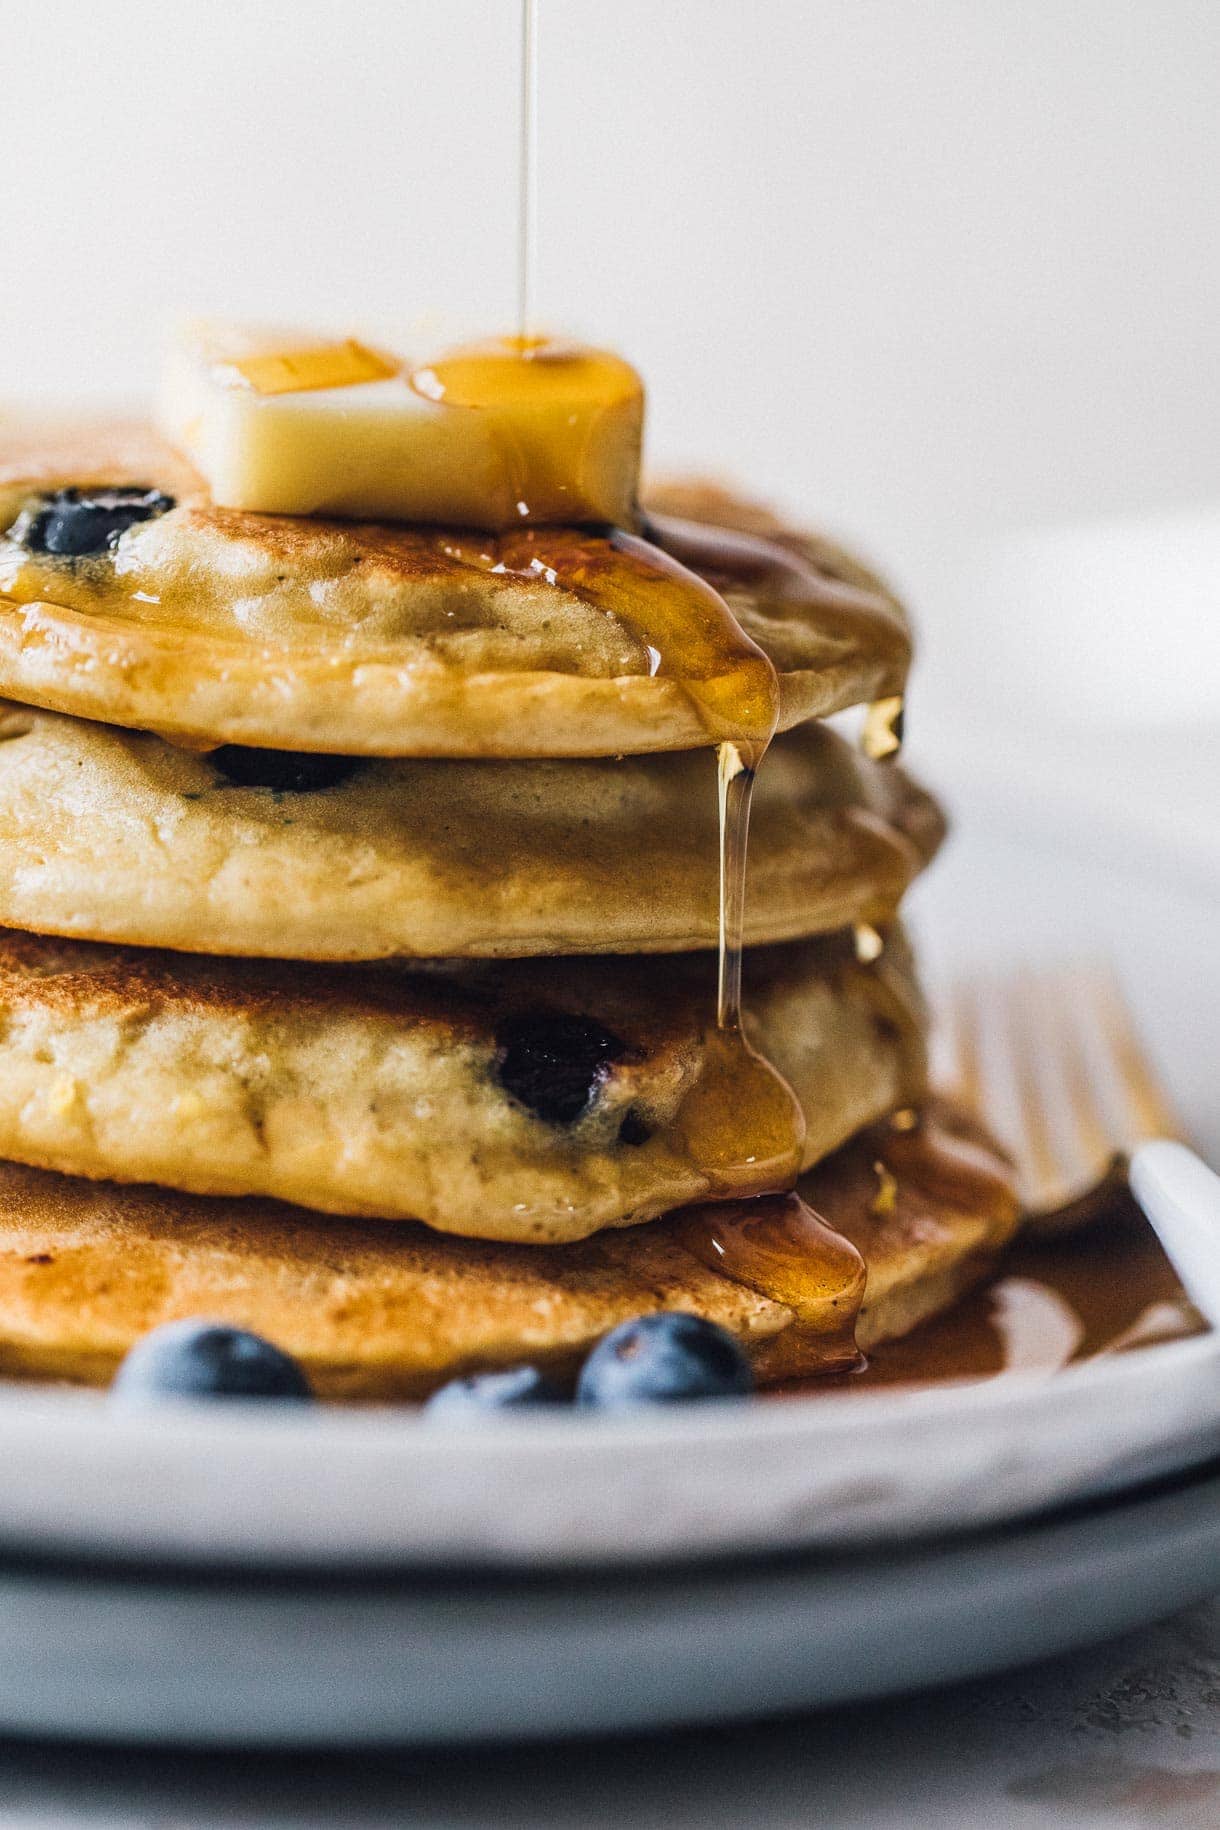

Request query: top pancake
[{"left": 0, "top": 418, "right": 910, "bottom": 758}]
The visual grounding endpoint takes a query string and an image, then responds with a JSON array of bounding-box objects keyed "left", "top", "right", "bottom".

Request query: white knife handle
[{"left": 1129, "top": 1140, "right": 1220, "bottom": 1330}]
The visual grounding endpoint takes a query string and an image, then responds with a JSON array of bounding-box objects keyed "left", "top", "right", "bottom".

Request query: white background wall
[{"left": 2, "top": 0, "right": 1218, "bottom": 714}]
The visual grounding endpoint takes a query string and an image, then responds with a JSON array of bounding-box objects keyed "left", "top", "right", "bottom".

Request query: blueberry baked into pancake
[{"left": 0, "top": 325, "right": 1024, "bottom": 1406}]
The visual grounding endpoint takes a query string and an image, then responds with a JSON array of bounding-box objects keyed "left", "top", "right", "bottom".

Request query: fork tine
[
  {"left": 951, "top": 978, "right": 1057, "bottom": 1212},
  {"left": 950, "top": 981, "right": 1016, "bottom": 1150},
  {"left": 1089, "top": 969, "right": 1181, "bottom": 1143},
  {"left": 1033, "top": 967, "right": 1122, "bottom": 1188},
  {"left": 942, "top": 983, "right": 982, "bottom": 1112},
  {"left": 944, "top": 962, "right": 1183, "bottom": 1230},
  {"left": 994, "top": 973, "right": 1079, "bottom": 1211}
]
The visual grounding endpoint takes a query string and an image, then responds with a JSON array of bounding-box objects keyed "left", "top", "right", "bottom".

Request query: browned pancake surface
[
  {"left": 0, "top": 422, "right": 909, "bottom": 755},
  {"left": 0, "top": 1104, "right": 1018, "bottom": 1398}
]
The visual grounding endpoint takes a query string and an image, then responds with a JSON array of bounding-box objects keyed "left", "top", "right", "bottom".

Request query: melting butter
[{"left": 159, "top": 323, "right": 644, "bottom": 530}]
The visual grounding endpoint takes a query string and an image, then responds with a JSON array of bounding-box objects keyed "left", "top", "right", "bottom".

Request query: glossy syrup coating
[
  {"left": 0, "top": 422, "right": 910, "bottom": 757},
  {"left": 0, "top": 1101, "right": 1017, "bottom": 1399}
]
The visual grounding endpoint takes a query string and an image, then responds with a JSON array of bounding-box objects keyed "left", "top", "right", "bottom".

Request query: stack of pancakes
[{"left": 0, "top": 421, "right": 1019, "bottom": 1397}]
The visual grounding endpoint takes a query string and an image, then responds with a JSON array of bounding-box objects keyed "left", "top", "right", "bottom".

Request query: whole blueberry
[
  {"left": 576, "top": 1312, "right": 754, "bottom": 1409},
  {"left": 495, "top": 1011, "right": 627, "bottom": 1125},
  {"left": 209, "top": 747, "right": 367, "bottom": 794},
  {"left": 423, "top": 1364, "right": 567, "bottom": 1420},
  {"left": 111, "top": 1319, "right": 312, "bottom": 1403},
  {"left": 10, "top": 486, "right": 174, "bottom": 558}
]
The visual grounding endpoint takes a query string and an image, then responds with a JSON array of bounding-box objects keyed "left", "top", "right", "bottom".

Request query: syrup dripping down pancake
[
  {"left": 0, "top": 1104, "right": 1017, "bottom": 1398},
  {"left": 0, "top": 926, "right": 925, "bottom": 1244},
  {"left": 0, "top": 700, "right": 944, "bottom": 960},
  {"left": 0, "top": 421, "right": 909, "bottom": 757}
]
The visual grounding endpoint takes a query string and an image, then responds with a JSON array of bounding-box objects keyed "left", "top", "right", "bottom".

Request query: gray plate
[{"left": 1, "top": 1461, "right": 1216, "bottom": 1746}]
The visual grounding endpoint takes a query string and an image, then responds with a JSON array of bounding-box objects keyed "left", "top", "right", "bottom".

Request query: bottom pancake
[{"left": 0, "top": 1103, "right": 1019, "bottom": 1398}]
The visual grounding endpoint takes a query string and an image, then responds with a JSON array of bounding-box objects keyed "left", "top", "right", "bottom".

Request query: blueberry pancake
[
  {"left": 0, "top": 702, "right": 944, "bottom": 960},
  {"left": 0, "top": 1106, "right": 1018, "bottom": 1397},
  {"left": 0, "top": 926, "right": 923, "bottom": 1243},
  {"left": 0, "top": 421, "right": 909, "bottom": 757}
]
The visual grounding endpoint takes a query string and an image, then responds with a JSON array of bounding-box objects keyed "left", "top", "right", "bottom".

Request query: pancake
[
  {"left": 646, "top": 476, "right": 894, "bottom": 599},
  {"left": 0, "top": 420, "right": 910, "bottom": 757},
  {"left": 0, "top": 925, "right": 924, "bottom": 1243},
  {"left": 0, "top": 1105, "right": 1018, "bottom": 1398},
  {"left": 0, "top": 701, "right": 944, "bottom": 960}
]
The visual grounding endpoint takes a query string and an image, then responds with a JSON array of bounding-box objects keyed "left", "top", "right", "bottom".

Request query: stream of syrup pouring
[{"left": 486, "top": 0, "right": 879, "bottom": 1375}]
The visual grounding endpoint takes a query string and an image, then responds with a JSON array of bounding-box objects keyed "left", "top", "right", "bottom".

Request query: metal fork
[{"left": 940, "top": 965, "right": 1220, "bottom": 1328}]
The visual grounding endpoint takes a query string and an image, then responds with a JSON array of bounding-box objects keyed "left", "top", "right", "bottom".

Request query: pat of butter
[{"left": 159, "top": 323, "right": 645, "bottom": 529}]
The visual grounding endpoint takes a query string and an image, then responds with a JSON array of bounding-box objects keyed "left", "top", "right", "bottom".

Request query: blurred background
[
  {"left": 3, "top": 0, "right": 1217, "bottom": 905},
  {"left": 4, "top": 3, "right": 1214, "bottom": 614},
  {"left": 4, "top": 5, "right": 1216, "bottom": 560},
  {"left": 4, "top": 0, "right": 1218, "bottom": 730}
]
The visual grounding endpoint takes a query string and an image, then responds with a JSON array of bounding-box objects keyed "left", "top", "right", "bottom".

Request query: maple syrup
[
  {"left": 678, "top": 1190, "right": 867, "bottom": 1376},
  {"left": 230, "top": 340, "right": 398, "bottom": 397},
  {"left": 673, "top": 1023, "right": 805, "bottom": 1196},
  {"left": 646, "top": 514, "right": 909, "bottom": 697},
  {"left": 410, "top": 337, "right": 638, "bottom": 411},
  {"left": 836, "top": 1202, "right": 1202, "bottom": 1390},
  {"left": 406, "top": 335, "right": 644, "bottom": 526},
  {"left": 587, "top": 512, "right": 880, "bottom": 1353},
  {"left": 517, "top": 0, "right": 539, "bottom": 343},
  {"left": 715, "top": 739, "right": 758, "bottom": 1029},
  {"left": 481, "top": 522, "right": 780, "bottom": 747}
]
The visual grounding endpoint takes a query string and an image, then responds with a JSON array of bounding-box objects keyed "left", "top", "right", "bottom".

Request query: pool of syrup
[{"left": 773, "top": 1199, "right": 1203, "bottom": 1396}]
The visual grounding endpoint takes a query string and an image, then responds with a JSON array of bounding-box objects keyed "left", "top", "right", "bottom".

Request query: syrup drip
[
  {"left": 716, "top": 739, "right": 756, "bottom": 1030},
  {"left": 573, "top": 519, "right": 872, "bottom": 1367},
  {"left": 488, "top": 523, "right": 780, "bottom": 747},
  {"left": 488, "top": 521, "right": 822, "bottom": 1225},
  {"left": 501, "top": 511, "right": 892, "bottom": 1362},
  {"left": 673, "top": 1025, "right": 805, "bottom": 1197},
  {"left": 677, "top": 1191, "right": 867, "bottom": 1377}
]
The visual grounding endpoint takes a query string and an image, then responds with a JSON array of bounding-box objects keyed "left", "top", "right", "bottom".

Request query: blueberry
[
  {"left": 9, "top": 486, "right": 174, "bottom": 558},
  {"left": 111, "top": 1319, "right": 312, "bottom": 1403},
  {"left": 423, "top": 1365, "right": 568, "bottom": 1420},
  {"left": 209, "top": 747, "right": 367, "bottom": 793},
  {"left": 495, "top": 1011, "right": 627, "bottom": 1124},
  {"left": 617, "top": 1108, "right": 651, "bottom": 1146},
  {"left": 576, "top": 1312, "right": 754, "bottom": 1409}
]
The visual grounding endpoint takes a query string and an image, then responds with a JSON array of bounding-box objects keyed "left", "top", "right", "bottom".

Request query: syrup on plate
[{"left": 826, "top": 1201, "right": 1202, "bottom": 1391}]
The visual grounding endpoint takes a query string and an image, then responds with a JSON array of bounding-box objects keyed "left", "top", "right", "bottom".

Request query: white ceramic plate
[
  {"left": 0, "top": 762, "right": 1211, "bottom": 1578},
  {"left": 0, "top": 1459, "right": 1215, "bottom": 1746}
]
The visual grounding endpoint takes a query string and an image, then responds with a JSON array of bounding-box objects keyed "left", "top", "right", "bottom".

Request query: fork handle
[{"left": 1129, "top": 1141, "right": 1220, "bottom": 1330}]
